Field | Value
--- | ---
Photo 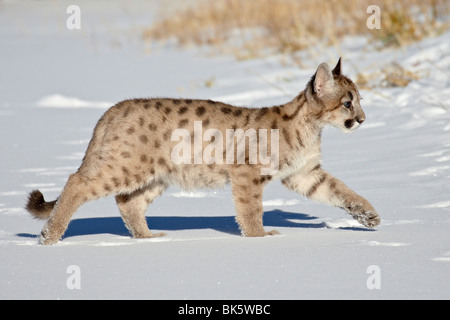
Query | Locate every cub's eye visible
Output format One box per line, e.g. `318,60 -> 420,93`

343,101 -> 352,108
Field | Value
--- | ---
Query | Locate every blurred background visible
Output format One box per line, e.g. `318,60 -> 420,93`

145,0 -> 449,57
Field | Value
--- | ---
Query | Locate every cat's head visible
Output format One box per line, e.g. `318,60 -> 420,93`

307,58 -> 365,132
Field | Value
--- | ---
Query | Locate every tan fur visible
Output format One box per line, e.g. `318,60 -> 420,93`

26,58 -> 380,245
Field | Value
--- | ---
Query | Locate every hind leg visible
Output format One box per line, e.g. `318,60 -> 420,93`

115,180 -> 168,239
40,172 -> 93,245
231,172 -> 279,237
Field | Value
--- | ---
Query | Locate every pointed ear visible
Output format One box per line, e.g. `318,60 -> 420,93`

314,63 -> 334,97
332,57 -> 342,76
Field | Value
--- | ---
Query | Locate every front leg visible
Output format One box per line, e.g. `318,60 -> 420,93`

282,166 -> 380,228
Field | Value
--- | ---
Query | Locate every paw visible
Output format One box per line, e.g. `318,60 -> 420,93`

134,231 -> 167,239
39,229 -> 60,245
353,210 -> 380,228
243,229 -> 280,237
265,230 -> 280,236
150,232 -> 167,238
345,202 -> 380,228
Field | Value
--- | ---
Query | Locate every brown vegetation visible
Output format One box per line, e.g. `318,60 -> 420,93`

143,0 -> 449,59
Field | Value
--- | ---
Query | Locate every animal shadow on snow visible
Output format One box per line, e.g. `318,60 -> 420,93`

18,209 -> 371,240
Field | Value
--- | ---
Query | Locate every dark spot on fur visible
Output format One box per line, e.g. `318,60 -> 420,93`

172,99 -> 181,105
196,106 -> 206,116
238,197 -> 250,204
163,129 -> 171,141
164,107 -> 172,115
271,120 -> 278,130
140,154 -> 148,163
154,140 -> 161,148
272,106 -> 281,114
155,101 -> 162,110
178,106 -> 188,114
112,177 -> 120,187
139,135 -> 149,144
185,99 -> 193,104
123,107 -> 131,118
178,119 -> 189,127
260,176 -> 272,184
221,106 -> 232,115
244,114 -> 251,127
122,166 -> 129,175
158,158 -> 166,166
139,117 -> 145,127
328,178 -> 337,191
255,107 -> 268,121
148,123 -> 157,131
104,184 -> 112,192
143,103 -> 150,109
233,109 -> 242,117
207,99 -> 216,104
126,127 -> 135,135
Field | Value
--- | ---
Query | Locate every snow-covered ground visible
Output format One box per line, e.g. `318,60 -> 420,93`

1,1 -> 449,299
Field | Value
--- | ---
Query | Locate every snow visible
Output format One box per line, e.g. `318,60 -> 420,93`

36,94 -> 113,109
1,1 -> 449,299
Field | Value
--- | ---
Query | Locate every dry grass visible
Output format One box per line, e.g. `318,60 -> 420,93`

143,0 -> 449,60
356,62 -> 422,89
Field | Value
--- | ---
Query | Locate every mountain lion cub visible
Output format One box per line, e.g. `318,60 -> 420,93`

26,58 -> 380,245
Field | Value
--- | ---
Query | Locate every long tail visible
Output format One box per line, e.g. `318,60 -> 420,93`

25,190 -> 57,220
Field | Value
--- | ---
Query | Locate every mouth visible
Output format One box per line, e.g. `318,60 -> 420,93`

343,119 -> 360,132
